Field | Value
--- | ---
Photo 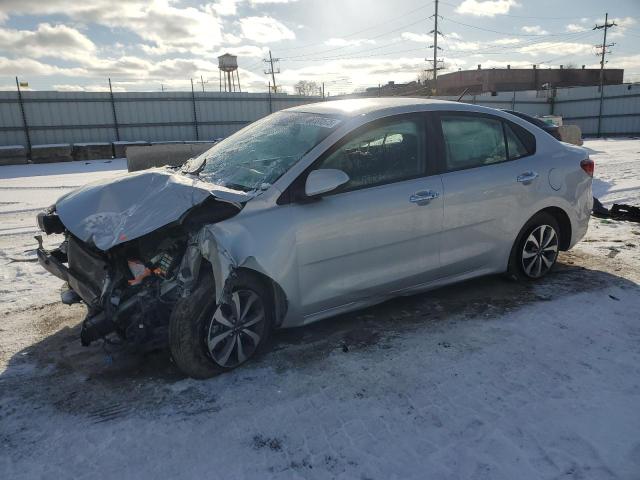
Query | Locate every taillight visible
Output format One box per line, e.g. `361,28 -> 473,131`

580,159 -> 594,177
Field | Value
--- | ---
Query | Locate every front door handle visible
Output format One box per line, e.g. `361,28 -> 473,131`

517,171 -> 539,184
410,190 -> 440,205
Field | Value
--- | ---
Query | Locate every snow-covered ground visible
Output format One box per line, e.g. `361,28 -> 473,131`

1,140 -> 639,479
0,159 -> 127,312
589,139 -> 640,207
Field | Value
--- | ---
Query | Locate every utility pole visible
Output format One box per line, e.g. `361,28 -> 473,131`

594,13 -> 616,92
190,78 -> 199,140
15,76 -> 31,159
593,13 -> 616,137
263,50 -> 280,93
427,0 -> 443,95
108,78 -> 120,141
199,75 -> 208,93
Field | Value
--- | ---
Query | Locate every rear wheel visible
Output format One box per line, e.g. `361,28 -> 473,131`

169,270 -> 273,379
508,212 -> 560,280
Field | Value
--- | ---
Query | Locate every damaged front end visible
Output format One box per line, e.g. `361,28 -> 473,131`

35,169 -> 247,350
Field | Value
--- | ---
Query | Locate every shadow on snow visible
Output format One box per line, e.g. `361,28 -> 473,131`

1,253 -> 637,420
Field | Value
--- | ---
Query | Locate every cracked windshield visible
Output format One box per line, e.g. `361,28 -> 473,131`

185,111 -> 342,192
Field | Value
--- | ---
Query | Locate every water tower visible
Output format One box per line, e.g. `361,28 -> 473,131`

218,53 -> 241,93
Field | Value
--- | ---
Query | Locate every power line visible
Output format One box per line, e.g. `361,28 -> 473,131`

440,16 -> 592,37
239,8 -> 605,93
437,0 -> 603,20
242,60 -> 268,73
437,29 -> 597,58
282,48 -> 428,63
240,4 -> 603,72
276,2 -> 434,53
280,14 -> 597,64
282,40 -> 415,62
280,29 -> 598,64
281,15 -> 433,61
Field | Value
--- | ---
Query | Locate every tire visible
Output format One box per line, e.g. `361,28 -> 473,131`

507,212 -> 561,281
169,270 -> 274,379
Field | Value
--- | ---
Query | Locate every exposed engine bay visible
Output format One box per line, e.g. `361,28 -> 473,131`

36,191 -> 242,350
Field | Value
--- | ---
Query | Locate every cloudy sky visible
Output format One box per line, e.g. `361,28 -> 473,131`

0,0 -> 638,94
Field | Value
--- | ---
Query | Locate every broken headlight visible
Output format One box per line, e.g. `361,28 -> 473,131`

36,210 -> 65,235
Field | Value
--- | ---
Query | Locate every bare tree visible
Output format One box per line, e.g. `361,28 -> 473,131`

294,80 -> 320,96
416,70 -> 430,84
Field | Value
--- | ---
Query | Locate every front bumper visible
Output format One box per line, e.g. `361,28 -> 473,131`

36,242 -> 101,305
36,244 -> 68,282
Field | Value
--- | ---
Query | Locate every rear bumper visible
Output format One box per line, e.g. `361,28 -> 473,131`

570,218 -> 590,249
568,190 -> 593,249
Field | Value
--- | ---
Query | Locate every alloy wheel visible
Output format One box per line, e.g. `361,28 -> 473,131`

521,224 -> 559,279
206,289 -> 266,368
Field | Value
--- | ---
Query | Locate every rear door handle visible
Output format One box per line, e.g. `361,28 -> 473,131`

517,171 -> 539,184
410,190 -> 440,205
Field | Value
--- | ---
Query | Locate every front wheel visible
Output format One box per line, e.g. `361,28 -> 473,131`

206,288 -> 269,369
169,270 -> 274,379
508,212 -> 561,280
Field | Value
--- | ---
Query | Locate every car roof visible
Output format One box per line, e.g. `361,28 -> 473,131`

286,97 -> 462,118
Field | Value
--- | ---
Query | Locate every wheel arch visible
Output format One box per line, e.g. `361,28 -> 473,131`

509,205 -> 572,264
506,208 -> 565,280
536,206 -> 572,251
232,266 -> 289,328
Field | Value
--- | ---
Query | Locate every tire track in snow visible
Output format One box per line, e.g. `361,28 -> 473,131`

0,207 -> 44,215
0,227 -> 40,237
0,186 -> 80,190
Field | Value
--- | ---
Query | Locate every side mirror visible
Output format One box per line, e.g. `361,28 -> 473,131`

305,169 -> 350,197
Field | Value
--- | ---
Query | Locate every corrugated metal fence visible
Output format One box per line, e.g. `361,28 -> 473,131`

437,83 -> 640,137
0,91 -> 315,148
1,83 -> 639,149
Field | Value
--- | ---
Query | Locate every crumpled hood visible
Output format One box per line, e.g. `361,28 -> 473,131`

55,168 -> 250,251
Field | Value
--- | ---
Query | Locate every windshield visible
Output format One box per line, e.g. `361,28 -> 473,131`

183,111 -> 342,191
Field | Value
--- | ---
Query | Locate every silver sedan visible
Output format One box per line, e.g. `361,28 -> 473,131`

36,98 -> 593,378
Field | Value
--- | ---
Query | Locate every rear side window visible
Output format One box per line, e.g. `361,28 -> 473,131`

507,121 -> 536,156
440,115 -> 506,170
505,123 -> 529,160
317,117 -> 426,192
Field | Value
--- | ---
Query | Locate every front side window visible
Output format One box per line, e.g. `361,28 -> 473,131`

182,111 -> 342,192
317,117 -> 426,192
440,115 -> 507,171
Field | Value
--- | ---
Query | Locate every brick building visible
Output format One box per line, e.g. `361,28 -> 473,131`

435,66 -> 624,95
